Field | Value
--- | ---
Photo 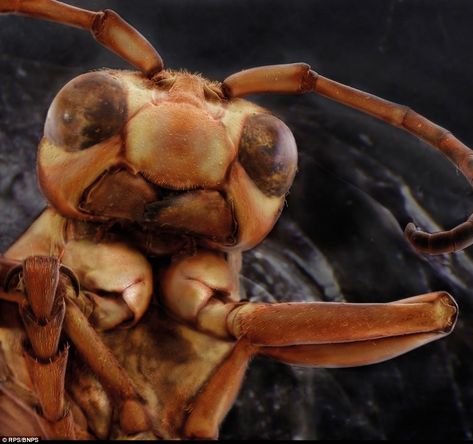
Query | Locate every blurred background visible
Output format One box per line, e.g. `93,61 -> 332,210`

0,0 -> 473,439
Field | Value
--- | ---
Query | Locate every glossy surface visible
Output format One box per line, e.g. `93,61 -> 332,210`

39,68 -> 290,250
0,0 -> 472,440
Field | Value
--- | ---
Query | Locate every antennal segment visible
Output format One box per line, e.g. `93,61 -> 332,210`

223,63 -> 473,255
0,0 -> 163,77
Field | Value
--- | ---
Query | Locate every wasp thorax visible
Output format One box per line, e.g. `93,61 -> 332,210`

44,72 -> 127,151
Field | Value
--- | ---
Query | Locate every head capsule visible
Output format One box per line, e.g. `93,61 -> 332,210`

38,69 -> 298,252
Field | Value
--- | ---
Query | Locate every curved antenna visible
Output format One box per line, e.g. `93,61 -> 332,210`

0,0 -> 163,77
223,63 -> 473,255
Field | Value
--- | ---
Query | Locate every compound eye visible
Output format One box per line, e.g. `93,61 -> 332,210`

44,72 -> 127,151
239,113 -> 298,197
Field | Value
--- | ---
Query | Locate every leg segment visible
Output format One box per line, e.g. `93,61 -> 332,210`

223,63 -> 473,254
161,251 -> 458,438
63,298 -> 153,436
160,249 -> 240,339
259,332 -> 448,368
2,255 -> 154,438
12,256 -> 75,439
0,0 -> 163,76
60,239 -> 154,330
184,340 -> 255,439
226,292 -> 457,346
160,251 -> 252,439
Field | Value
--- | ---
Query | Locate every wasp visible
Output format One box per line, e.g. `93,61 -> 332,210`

0,0 -> 465,440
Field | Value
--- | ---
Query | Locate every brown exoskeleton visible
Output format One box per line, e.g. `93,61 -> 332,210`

0,0 -> 464,440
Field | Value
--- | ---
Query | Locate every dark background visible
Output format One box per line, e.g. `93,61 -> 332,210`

1,0 -> 473,439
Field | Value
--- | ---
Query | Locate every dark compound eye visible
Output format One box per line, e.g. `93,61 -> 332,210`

44,72 -> 127,151
239,113 -> 298,197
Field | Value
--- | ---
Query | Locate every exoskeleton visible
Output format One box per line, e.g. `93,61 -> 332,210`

0,0 -> 466,440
